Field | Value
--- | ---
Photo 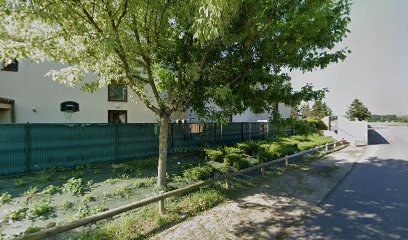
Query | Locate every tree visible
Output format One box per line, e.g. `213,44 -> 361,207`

346,99 -> 371,121
300,103 -> 312,119
311,100 -> 332,118
1,0 -> 351,188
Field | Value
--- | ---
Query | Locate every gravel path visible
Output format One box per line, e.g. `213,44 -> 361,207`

151,145 -> 366,240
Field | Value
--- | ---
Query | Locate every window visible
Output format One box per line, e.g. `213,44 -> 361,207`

108,110 -> 127,123
1,60 -> 18,72
108,84 -> 127,102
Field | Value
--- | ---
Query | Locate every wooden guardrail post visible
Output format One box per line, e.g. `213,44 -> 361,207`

158,191 -> 165,214
284,155 -> 288,167
225,178 -> 231,189
260,167 -> 265,175
325,143 -> 329,151
333,142 -> 337,148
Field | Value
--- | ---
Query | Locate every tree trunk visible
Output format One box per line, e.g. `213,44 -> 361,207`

157,114 -> 170,189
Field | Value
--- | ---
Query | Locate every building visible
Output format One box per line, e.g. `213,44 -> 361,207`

0,60 -> 291,123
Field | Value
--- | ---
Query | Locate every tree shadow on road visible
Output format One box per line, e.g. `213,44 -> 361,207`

283,157 -> 408,240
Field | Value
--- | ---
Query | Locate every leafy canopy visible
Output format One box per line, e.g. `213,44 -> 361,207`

346,98 -> 371,121
1,0 -> 351,119
311,100 -> 332,118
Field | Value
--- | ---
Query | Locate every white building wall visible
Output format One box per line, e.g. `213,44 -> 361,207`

0,60 -> 158,123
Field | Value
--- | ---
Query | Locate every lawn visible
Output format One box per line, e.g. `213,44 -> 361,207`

0,133 -> 334,239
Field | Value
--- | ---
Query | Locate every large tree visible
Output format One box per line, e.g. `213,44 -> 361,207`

311,100 -> 332,118
346,98 -> 371,121
1,0 -> 351,188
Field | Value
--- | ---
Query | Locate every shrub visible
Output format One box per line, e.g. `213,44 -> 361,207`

0,192 -> 12,205
183,165 -> 216,181
305,117 -> 328,130
23,186 -> 38,200
223,147 -> 244,155
27,202 -> 53,218
255,150 -> 276,163
63,177 -> 84,195
224,153 -> 243,167
204,149 -> 224,162
232,159 -> 250,170
24,226 -> 42,234
292,120 -> 317,137
237,141 -> 259,155
43,185 -> 61,195
8,208 -> 26,221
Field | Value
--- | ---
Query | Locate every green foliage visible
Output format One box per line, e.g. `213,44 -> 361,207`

223,147 -> 244,155
369,114 -> 398,122
23,186 -> 38,200
24,226 -> 42,234
0,192 -> 12,205
292,120 -> 317,137
346,99 -> 371,121
14,178 -> 27,187
27,202 -> 53,218
204,149 -> 224,162
224,154 -> 243,167
62,201 -> 74,210
43,185 -> 61,195
35,170 -> 53,183
255,150 -> 276,163
237,141 -> 259,155
8,208 -> 26,221
77,204 -> 108,219
182,165 -> 216,181
63,177 -> 84,195
305,117 -> 327,130
232,159 -> 250,170
119,158 -> 158,175
311,100 -> 332,118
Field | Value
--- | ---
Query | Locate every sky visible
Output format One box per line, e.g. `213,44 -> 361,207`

290,0 -> 408,116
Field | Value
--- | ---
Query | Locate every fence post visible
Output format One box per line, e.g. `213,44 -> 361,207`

260,167 -> 265,175
333,142 -> 337,148
325,143 -> 329,151
284,155 -> 288,167
158,191 -> 165,214
25,123 -> 32,173
115,124 -> 119,162
225,178 -> 231,189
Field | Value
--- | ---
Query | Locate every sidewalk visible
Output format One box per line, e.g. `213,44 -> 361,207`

151,146 -> 366,240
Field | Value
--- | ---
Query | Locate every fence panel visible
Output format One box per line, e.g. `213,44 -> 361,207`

118,123 -> 159,160
0,122 -> 284,176
0,124 -> 27,175
30,124 -> 116,170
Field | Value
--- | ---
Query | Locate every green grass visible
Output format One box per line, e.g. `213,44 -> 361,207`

0,192 -> 12,205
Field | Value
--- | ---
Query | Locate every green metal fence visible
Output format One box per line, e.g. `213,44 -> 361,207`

0,122 -> 291,176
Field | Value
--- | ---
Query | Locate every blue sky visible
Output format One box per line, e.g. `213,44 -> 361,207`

291,0 -> 408,116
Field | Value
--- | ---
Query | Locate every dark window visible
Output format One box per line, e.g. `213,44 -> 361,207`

1,60 -> 18,72
108,110 -> 127,123
108,84 -> 127,102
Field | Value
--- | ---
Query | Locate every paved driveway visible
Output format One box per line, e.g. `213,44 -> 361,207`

290,125 -> 408,239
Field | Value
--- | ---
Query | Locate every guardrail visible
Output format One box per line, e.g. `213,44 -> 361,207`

20,140 -> 347,240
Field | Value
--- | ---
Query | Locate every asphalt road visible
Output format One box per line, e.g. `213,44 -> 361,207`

292,125 -> 408,240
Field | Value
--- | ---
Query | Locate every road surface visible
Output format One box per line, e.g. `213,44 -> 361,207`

290,125 -> 408,239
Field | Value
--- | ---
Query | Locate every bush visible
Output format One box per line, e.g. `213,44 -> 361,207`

224,153 -> 243,167
305,117 -> 327,130
0,192 -> 12,205
292,120 -> 316,137
183,165 -> 216,181
237,141 -> 259,155
204,149 -> 224,162
63,177 -> 84,195
223,147 -> 244,155
232,159 -> 250,170
255,150 -> 276,163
